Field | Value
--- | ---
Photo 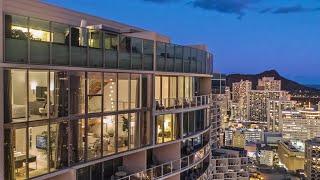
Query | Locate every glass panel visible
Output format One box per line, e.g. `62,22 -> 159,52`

103,115 -> 116,156
140,111 -> 151,146
91,163 -> 102,180
70,71 -> 85,115
50,121 -> 69,170
105,33 -> 118,69
169,77 -> 177,105
118,74 -> 129,111
29,70 -> 49,121
5,15 -> 28,63
130,74 -> 140,109
87,117 -> 102,160
156,115 -> 164,144
29,18 -> 50,42
119,36 -> 131,69
183,112 -> 188,137
89,29 -> 103,67
104,73 -> 117,112
142,74 -> 152,108
183,47 -> 191,73
28,125 -> 49,178
105,33 -> 118,50
118,114 -> 129,152
155,76 -> 161,100
178,76 -> 184,99
143,40 -> 153,70
166,44 -> 174,72
29,18 -> 50,64
87,72 -> 102,113
129,113 -> 139,149
131,38 -> 142,69
189,111 -> 195,134
70,119 -> 85,164
11,128 -> 27,180
156,42 -> 166,71
175,45 -> 183,72
184,77 -> 190,99
50,71 -> 68,118
71,27 -> 87,66
9,69 -> 27,123
51,22 -> 69,66
77,167 -> 90,180
162,76 -> 169,101
163,114 -> 173,142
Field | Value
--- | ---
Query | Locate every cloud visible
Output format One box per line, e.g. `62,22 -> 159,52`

191,0 -> 261,18
141,0 -> 320,18
262,5 -> 320,14
143,0 -> 179,3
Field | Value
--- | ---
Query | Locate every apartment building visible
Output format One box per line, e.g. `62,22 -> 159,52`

305,137 -> 320,180
277,141 -> 304,171
257,77 -> 281,91
211,147 -> 249,180
0,1 -> 214,180
232,80 -> 252,121
280,109 -> 320,141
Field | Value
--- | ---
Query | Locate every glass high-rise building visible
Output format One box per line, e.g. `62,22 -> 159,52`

0,0 -> 214,180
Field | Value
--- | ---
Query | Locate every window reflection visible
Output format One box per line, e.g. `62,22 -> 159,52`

87,72 -> 102,113
118,74 -> 129,111
28,125 -> 49,178
70,119 -> 85,164
70,71 -> 85,115
87,117 -> 102,160
50,71 -> 69,118
118,114 -> 129,152
29,70 -> 49,121
103,115 -> 116,156
104,73 -> 117,112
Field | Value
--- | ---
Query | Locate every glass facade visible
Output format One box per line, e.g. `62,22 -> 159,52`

4,14 -> 213,74
2,12 -> 213,180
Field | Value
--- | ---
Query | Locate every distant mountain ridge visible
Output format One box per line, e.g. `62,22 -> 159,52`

226,70 -> 320,95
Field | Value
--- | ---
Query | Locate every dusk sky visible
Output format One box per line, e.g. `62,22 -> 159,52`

44,0 -> 320,84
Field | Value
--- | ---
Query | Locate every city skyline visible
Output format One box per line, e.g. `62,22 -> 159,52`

44,0 -> 320,84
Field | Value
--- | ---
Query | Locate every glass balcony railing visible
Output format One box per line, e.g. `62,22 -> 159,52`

4,14 -> 213,75
155,95 -> 211,111
118,144 -> 210,180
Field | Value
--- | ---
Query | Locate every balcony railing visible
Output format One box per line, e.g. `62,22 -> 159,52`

155,95 -> 211,111
118,143 -> 211,180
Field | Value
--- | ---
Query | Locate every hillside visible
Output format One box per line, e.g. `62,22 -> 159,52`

226,70 -> 320,95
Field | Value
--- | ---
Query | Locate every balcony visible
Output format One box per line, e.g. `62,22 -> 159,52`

155,95 -> 211,113
118,144 -> 210,180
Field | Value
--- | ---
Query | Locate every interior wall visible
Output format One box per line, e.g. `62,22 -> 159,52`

12,70 -> 26,105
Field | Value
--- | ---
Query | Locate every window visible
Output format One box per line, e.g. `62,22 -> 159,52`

156,114 -> 178,144
130,113 -> 140,149
87,72 -> 103,113
118,74 -> 129,110
88,30 -> 103,67
87,117 -> 102,160
69,72 -> 85,115
119,36 -> 131,69
28,70 -> 49,121
131,38 -> 142,69
140,111 -> 151,146
50,71 -> 68,118
118,114 -> 129,152
130,74 -> 140,109
50,120 -> 69,169
29,18 -> 50,42
143,40 -> 154,70
105,33 -> 118,50
71,27 -> 87,66
169,76 -> 177,106
51,22 -> 69,65
103,115 -> 116,156
5,14 -> 28,63
70,119 -> 85,164
156,42 -> 166,71
104,73 -> 117,112
7,69 -> 27,123
28,125 -> 49,178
